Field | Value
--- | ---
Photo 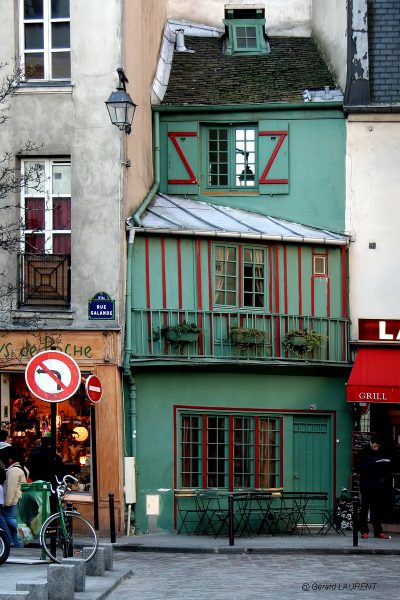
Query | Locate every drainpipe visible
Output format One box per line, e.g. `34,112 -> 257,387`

123,224 -> 137,456
133,111 -> 160,226
123,110 -> 161,455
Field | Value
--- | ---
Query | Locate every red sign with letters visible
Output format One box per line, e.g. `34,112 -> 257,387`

359,319 -> 400,342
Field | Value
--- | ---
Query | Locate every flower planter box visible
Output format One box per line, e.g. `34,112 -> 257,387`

230,332 -> 265,346
165,331 -> 200,344
286,335 -> 307,348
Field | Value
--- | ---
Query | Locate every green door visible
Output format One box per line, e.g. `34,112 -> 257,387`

292,416 -> 332,509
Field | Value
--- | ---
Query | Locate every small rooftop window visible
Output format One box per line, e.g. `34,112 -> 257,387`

224,7 -> 269,56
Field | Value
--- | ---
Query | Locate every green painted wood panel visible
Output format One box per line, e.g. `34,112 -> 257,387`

258,120 -> 289,194
285,245 -> 300,315
131,237 -> 345,321
293,416 -> 332,497
327,247 -> 344,317
180,238 -> 196,309
159,111 -> 346,232
167,122 -> 199,195
130,371 -> 352,532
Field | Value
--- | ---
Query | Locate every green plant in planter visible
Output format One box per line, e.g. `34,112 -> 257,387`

230,326 -> 268,351
283,329 -> 325,356
162,321 -> 201,345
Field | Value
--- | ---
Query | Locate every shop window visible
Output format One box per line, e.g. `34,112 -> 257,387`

7,373 -> 92,494
179,412 -> 280,489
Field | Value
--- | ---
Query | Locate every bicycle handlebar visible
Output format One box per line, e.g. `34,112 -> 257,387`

51,474 -> 79,496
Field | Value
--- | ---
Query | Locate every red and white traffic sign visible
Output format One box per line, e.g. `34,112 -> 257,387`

25,350 -> 81,403
85,374 -> 103,404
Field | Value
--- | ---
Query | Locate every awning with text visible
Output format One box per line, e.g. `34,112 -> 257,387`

346,347 -> 400,403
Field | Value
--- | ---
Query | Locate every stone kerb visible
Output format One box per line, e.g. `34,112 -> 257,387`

47,564 -> 75,600
0,592 -> 32,600
16,582 -> 48,600
61,558 -> 86,592
82,546 -> 105,577
98,543 -> 113,571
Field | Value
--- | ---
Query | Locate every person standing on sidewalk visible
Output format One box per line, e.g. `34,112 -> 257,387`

358,436 -> 391,539
0,440 -> 13,546
3,446 -> 28,547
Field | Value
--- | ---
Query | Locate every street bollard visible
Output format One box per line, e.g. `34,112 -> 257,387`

108,492 -> 116,543
352,494 -> 360,547
228,494 -> 234,546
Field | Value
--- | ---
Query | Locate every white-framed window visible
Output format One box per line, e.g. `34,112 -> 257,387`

206,125 -> 257,189
20,0 -> 71,81
21,158 -> 71,254
313,254 -> 327,277
214,244 -> 266,308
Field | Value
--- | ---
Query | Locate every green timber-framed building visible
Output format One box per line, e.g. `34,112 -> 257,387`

123,9 -> 353,533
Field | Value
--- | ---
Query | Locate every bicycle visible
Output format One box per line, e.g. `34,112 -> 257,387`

39,474 -> 98,563
0,527 -> 10,565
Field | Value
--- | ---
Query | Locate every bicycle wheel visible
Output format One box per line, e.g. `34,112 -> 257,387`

0,529 -> 10,565
40,512 -> 98,564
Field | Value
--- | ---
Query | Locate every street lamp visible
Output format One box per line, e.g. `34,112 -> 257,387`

105,68 -> 137,134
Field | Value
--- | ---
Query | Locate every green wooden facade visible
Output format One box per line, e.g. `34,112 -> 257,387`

158,108 -> 345,231
125,103 -> 352,533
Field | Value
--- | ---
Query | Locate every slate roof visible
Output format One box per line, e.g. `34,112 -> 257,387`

137,194 -> 348,246
162,36 -> 336,106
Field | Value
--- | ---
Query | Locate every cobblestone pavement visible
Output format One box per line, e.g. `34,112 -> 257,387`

111,551 -> 400,600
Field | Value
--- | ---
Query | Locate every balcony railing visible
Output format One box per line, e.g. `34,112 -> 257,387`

18,253 -> 71,308
130,309 -> 350,363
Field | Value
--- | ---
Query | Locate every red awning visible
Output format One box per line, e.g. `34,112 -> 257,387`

346,348 -> 400,403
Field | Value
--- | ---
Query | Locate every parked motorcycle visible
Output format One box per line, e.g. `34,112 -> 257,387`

0,527 -> 10,565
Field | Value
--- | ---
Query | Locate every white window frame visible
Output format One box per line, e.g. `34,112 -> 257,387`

21,158 -> 71,254
19,0 -> 71,82
313,254 -> 327,277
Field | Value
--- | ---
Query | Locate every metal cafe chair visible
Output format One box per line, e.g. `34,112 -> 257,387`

175,489 -> 207,535
294,492 -> 329,535
255,488 -> 284,535
265,491 -> 308,535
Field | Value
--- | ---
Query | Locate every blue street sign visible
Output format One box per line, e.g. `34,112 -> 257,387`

88,292 -> 115,320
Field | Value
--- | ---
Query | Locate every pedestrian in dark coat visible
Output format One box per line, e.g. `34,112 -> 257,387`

26,437 -> 65,489
358,436 -> 391,539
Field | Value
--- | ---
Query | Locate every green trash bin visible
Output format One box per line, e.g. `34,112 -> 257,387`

17,481 -> 51,546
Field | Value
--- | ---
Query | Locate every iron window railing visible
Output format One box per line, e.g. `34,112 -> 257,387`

130,308 -> 350,363
18,253 -> 71,308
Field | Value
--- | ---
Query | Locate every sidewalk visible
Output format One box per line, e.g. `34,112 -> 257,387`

2,543 -> 133,600
111,529 -> 400,555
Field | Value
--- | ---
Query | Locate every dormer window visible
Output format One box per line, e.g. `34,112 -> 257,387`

224,7 -> 269,56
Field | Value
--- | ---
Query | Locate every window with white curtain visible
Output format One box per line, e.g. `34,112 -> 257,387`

214,244 -> 265,308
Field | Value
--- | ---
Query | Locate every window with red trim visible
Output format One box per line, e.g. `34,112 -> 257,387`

214,244 -> 266,308
179,412 -> 280,490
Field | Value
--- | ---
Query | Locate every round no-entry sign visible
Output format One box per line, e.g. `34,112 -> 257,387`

85,374 -> 103,404
25,350 -> 81,403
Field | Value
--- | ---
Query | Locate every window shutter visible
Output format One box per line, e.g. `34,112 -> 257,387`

167,123 -> 199,195
258,121 -> 289,195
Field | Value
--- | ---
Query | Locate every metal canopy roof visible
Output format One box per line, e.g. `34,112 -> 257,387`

136,194 -> 349,246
